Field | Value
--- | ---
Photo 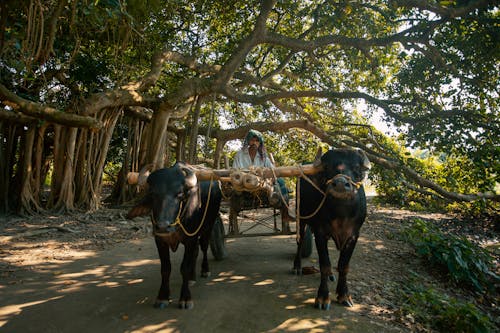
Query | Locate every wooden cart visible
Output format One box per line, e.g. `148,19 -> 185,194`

128,164 -> 318,260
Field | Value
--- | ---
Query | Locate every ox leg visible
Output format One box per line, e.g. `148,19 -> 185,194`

336,235 -> 358,307
154,237 -> 171,309
314,234 -> 332,310
292,221 -> 306,275
199,231 -> 211,278
179,239 -> 198,309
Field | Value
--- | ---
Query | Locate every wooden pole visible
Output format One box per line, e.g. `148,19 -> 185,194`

126,164 -> 320,184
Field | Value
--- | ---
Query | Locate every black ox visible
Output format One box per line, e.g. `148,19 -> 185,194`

294,148 -> 371,310
127,162 -> 222,309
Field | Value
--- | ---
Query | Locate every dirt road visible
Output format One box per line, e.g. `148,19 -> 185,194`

0,204 -> 466,332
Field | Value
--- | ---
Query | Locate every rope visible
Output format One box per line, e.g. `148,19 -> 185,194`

298,165 -> 325,195
171,178 -> 214,237
326,174 -> 363,189
270,166 -> 290,210
218,180 -> 232,201
294,165 -> 328,219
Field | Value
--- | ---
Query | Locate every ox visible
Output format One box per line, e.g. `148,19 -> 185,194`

127,162 -> 222,309
294,148 -> 370,310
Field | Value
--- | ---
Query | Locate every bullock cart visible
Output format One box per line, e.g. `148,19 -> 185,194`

127,164 -> 317,260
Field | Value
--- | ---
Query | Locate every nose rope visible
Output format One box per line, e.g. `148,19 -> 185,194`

296,172 -> 362,223
325,174 -> 363,189
151,200 -> 185,237
170,201 -> 185,227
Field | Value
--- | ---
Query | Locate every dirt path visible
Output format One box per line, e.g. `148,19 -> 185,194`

0,202 -> 496,332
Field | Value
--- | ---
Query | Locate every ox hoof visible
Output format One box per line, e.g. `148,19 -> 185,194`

291,267 -> 302,275
154,299 -> 170,309
179,300 -> 194,309
201,271 -> 211,278
314,299 -> 331,310
338,295 -> 354,307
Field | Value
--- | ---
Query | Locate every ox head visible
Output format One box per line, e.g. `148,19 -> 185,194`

127,162 -> 198,239
314,148 -> 371,200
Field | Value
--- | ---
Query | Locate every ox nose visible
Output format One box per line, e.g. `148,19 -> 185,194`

155,223 -> 177,233
152,215 -> 178,233
332,177 -> 352,192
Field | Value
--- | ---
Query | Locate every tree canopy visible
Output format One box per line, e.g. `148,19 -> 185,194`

0,0 -> 498,214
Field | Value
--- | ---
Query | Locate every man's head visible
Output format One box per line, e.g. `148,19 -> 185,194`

244,129 -> 264,149
243,129 -> 266,159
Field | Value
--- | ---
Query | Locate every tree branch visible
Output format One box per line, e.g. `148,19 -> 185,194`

0,83 -> 102,129
396,0 -> 493,18
190,120 -> 500,203
213,0 -> 276,86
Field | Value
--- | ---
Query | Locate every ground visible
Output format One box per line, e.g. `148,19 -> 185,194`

0,199 -> 498,332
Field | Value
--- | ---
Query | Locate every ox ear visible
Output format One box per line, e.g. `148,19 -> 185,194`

312,146 -> 323,168
126,196 -> 152,219
180,165 -> 198,188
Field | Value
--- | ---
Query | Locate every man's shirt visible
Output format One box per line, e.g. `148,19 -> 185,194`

233,148 -> 274,168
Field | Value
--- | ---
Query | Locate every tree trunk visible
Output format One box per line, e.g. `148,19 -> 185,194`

214,139 -> 227,169
19,125 -> 43,214
188,96 -> 201,163
32,123 -> 48,204
0,122 -> 7,213
72,109 -> 121,210
147,109 -> 171,169
107,117 -> 147,204
176,131 -> 185,162
51,127 -> 78,212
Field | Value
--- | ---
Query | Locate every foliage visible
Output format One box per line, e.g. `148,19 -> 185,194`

372,132 -> 499,217
0,0 -> 498,212
400,282 -> 495,333
402,219 -> 499,294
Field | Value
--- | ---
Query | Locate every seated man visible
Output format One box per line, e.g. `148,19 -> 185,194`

233,129 -> 273,169
231,129 -> 293,233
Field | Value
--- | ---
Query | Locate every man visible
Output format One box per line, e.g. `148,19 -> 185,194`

233,129 -> 273,168
232,129 -> 294,231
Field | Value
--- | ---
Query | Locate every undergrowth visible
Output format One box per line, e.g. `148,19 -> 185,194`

399,218 -> 498,332
401,218 -> 499,293
400,283 -> 495,333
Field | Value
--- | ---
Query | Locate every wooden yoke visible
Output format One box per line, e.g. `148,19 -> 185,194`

126,164 -> 321,185
193,164 -> 321,181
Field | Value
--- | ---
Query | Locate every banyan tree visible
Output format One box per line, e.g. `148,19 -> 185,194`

0,0 -> 498,215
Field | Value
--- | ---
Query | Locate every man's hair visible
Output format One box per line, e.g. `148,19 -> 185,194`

243,129 -> 266,161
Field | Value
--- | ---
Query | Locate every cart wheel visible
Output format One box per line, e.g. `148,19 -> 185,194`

210,214 -> 227,260
300,225 -> 313,258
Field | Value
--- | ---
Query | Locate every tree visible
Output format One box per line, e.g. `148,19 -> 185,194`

0,0 -> 498,214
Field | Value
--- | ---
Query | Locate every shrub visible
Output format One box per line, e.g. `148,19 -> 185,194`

402,219 -> 499,293
401,284 -> 495,333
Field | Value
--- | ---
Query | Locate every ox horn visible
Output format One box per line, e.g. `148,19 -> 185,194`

356,149 -> 371,171
312,146 -> 323,168
179,164 -> 198,188
356,149 -> 371,181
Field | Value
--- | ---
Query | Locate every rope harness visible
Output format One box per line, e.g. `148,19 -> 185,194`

152,177 -> 215,237
325,174 -> 364,189
294,168 -> 362,242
